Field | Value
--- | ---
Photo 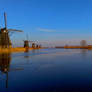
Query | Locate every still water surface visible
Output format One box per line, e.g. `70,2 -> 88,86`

0,49 -> 92,92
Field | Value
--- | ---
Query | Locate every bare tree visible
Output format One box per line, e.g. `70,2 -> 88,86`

80,40 -> 87,47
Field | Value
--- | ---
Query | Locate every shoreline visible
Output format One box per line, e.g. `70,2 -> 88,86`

0,46 -> 92,53
0,47 -> 41,53
55,46 -> 92,49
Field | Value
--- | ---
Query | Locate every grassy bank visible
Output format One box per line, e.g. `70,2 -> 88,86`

55,46 -> 92,49
0,47 -> 34,53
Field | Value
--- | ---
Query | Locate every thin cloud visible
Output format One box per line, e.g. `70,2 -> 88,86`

37,28 -> 56,32
37,28 -> 79,33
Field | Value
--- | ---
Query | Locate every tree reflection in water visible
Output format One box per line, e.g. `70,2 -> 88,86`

80,49 -> 88,60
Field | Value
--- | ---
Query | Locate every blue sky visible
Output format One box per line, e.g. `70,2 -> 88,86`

0,0 -> 92,46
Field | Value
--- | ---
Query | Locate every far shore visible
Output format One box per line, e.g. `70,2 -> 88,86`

55,45 -> 92,49
1,46 -> 92,53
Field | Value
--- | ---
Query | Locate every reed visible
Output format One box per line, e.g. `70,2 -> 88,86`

0,47 -> 33,53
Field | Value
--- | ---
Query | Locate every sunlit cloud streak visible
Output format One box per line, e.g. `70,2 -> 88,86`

37,28 -> 91,33
37,28 -> 56,32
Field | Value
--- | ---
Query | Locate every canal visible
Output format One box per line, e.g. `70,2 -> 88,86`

0,49 -> 92,92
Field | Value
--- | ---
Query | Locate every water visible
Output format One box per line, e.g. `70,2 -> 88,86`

0,49 -> 92,92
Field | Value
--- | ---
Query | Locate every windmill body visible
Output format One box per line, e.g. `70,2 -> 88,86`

24,40 -> 29,48
0,28 -> 12,48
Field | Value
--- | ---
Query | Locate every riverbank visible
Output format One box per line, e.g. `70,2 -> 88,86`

0,47 -> 41,53
55,45 -> 92,49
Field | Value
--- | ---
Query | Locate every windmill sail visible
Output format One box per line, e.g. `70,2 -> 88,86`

7,29 -> 23,32
4,12 -> 7,29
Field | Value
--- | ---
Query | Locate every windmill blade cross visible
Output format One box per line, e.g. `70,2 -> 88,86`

7,29 -> 23,32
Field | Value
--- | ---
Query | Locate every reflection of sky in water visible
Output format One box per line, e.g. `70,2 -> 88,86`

0,49 -> 92,92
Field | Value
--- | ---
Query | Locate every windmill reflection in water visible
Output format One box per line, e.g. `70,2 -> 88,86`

0,53 -> 24,88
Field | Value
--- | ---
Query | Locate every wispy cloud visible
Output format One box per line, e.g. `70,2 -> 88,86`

37,28 -> 92,34
37,27 -> 78,33
37,28 -> 56,32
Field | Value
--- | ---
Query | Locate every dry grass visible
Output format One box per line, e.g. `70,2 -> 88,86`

56,46 -> 92,49
64,46 -> 92,49
0,47 -> 33,53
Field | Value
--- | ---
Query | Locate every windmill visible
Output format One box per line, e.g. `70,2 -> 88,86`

23,34 -> 42,49
0,12 -> 23,48
23,34 -> 35,48
23,40 -> 40,49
